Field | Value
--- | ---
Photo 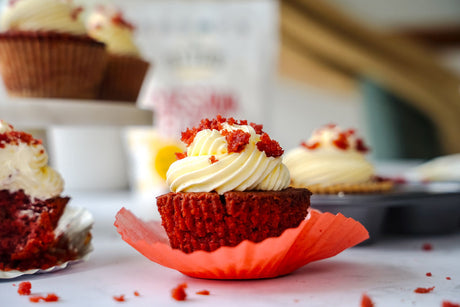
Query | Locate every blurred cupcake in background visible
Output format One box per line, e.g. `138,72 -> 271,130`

284,124 -> 393,194
0,0 -> 108,99
86,5 -> 150,103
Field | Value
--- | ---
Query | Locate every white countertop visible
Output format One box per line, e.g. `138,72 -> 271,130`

1,191 -> 459,306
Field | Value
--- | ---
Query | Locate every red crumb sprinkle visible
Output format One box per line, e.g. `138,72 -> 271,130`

180,115 -> 226,146
43,294 -> 59,302
443,301 -> 460,307
133,291 -> 140,297
222,129 -> 250,153
426,272 -> 432,277
175,152 -> 187,160
70,6 -> 83,20
111,12 -> 135,30
0,130 -> 42,148
29,294 -> 59,303
179,115 -> 283,156
356,138 -> 369,153
113,295 -> 125,302
17,281 -> 31,296
332,132 -> 349,150
196,290 -> 210,295
171,283 -> 187,301
301,141 -> 320,150
414,286 -> 435,294
256,133 -> 284,158
360,293 -> 374,307
446,277 -> 451,280
209,155 -> 218,164
250,123 -> 264,135
422,243 -> 433,251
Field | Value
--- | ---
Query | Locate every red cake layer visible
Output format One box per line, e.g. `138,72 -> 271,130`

157,188 -> 311,253
0,189 -> 72,271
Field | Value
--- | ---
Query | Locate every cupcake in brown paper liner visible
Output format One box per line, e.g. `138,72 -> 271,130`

0,120 -> 93,276
284,124 -> 393,194
156,115 -> 311,253
0,0 -> 107,99
86,6 -> 150,103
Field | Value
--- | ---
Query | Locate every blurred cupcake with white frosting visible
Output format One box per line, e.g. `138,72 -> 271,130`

0,0 -> 108,99
86,5 -> 150,103
284,124 -> 393,194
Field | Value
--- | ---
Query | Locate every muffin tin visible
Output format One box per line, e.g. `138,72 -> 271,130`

310,182 -> 460,243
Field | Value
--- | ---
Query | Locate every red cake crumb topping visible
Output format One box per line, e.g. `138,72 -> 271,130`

256,133 -> 284,157
17,281 -> 31,295
111,12 -> 135,31
302,124 -> 369,153
333,132 -> 349,150
113,295 -> 125,302
171,283 -> 187,301
178,115 -> 283,158
222,129 -> 250,153
209,156 -> 218,164
360,294 -> 374,307
301,141 -> 320,150
422,243 -> 433,251
414,286 -> 435,294
426,272 -> 432,277
70,6 -> 83,20
0,130 -> 41,148
175,152 -> 187,160
443,301 -> 460,307
446,277 -> 451,280
29,294 -> 59,303
134,291 -> 140,297
250,123 -> 263,134
196,290 -> 210,295
356,138 -> 369,153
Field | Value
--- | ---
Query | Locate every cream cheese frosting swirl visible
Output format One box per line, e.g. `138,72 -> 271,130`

0,120 -> 64,200
86,6 -> 140,56
0,0 -> 87,35
167,117 -> 290,194
284,124 -> 374,186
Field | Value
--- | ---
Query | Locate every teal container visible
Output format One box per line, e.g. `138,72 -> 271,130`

361,79 -> 443,160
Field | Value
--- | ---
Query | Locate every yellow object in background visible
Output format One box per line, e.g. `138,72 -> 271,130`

153,144 -> 183,181
125,127 -> 184,194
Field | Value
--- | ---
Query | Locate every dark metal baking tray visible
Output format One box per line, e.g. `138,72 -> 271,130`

310,182 -> 460,243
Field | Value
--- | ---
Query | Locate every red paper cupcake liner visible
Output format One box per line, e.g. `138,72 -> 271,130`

114,208 -> 369,279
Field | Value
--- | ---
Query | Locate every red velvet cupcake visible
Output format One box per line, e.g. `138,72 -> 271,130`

156,116 -> 312,253
0,120 -> 80,271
